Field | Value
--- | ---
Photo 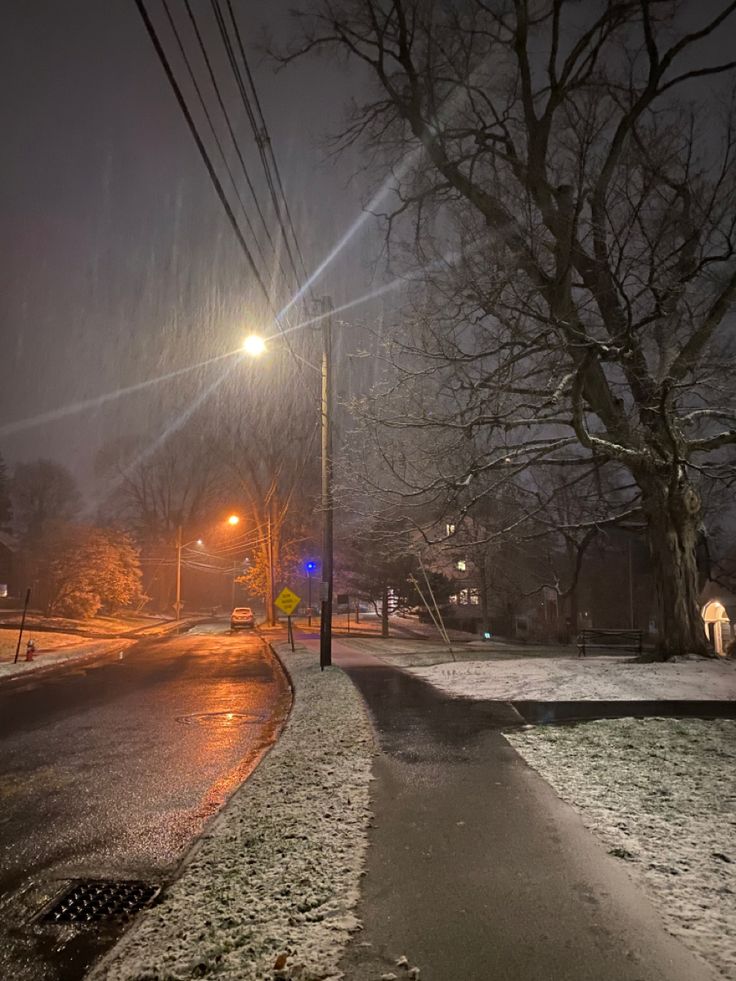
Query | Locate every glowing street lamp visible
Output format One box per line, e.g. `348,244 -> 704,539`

242,335 -> 267,357
241,301 -> 335,668
175,528 -> 204,621
227,514 -> 240,526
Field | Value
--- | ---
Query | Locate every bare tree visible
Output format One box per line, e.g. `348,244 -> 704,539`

11,459 -> 81,540
285,0 -> 736,657
215,355 -> 320,624
96,430 -> 222,544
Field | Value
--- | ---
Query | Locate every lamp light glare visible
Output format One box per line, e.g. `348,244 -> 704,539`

242,335 -> 266,357
228,515 -> 240,526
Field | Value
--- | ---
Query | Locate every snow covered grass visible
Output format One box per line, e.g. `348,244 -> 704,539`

0,612 -> 161,637
506,718 -> 736,980
0,629 -> 85,662
0,638 -> 131,678
93,643 -> 375,981
410,654 -> 736,700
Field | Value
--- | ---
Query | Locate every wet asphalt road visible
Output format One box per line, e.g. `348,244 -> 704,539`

0,620 -> 291,981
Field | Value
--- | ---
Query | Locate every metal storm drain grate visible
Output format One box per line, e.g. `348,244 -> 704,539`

42,880 -> 160,924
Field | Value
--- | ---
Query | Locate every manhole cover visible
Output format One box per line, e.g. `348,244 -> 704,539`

176,711 -> 262,727
42,880 -> 160,924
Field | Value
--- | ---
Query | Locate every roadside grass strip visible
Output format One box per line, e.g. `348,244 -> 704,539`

94,644 -> 375,981
506,718 -> 736,981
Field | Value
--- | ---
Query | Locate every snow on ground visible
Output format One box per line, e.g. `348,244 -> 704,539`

93,643 -> 375,981
506,718 -> 736,980
410,654 -> 736,700
0,630 -> 85,662
0,638 -> 133,679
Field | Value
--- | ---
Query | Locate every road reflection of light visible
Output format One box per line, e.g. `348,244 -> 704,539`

180,640 -> 293,824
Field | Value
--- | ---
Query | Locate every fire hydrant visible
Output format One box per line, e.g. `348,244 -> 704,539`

25,639 -> 36,661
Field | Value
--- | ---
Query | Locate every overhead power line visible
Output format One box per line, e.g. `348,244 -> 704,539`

180,0 -> 290,276
210,0 -> 306,297
224,0 -> 312,291
133,0 -> 273,307
158,0 -> 272,271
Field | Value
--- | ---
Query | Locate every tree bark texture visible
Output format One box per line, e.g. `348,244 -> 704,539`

637,472 -> 709,658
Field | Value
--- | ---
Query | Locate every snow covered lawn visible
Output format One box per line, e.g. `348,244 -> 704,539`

507,718 -> 736,980
0,638 -> 133,679
93,644 -> 375,981
410,654 -> 736,701
0,630 -> 86,662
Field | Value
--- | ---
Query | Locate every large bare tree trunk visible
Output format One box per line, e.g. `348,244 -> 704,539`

381,582 -> 389,638
637,473 -> 709,658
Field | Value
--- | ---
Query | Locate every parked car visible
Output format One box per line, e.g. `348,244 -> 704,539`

230,606 -> 255,630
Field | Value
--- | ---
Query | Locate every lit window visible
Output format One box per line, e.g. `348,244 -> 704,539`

446,523 -> 456,536
449,594 -> 458,605
459,589 -> 469,605
456,559 -> 466,571
469,589 -> 480,606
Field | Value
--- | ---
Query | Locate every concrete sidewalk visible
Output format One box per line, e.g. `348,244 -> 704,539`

306,636 -> 718,981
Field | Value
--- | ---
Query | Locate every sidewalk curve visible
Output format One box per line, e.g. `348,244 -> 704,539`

313,636 -> 719,981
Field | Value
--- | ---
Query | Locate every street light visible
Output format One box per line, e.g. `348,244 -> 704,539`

242,335 -> 266,357
227,514 -> 240,526
241,298 -> 334,667
175,527 -> 204,621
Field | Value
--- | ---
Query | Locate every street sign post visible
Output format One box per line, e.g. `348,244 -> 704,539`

275,587 -> 301,652
274,587 -> 300,616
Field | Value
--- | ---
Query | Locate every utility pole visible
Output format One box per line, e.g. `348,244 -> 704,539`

267,508 -> 276,626
319,296 -> 334,669
175,525 -> 182,621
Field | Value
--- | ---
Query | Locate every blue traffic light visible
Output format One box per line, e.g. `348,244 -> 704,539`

305,561 -> 317,572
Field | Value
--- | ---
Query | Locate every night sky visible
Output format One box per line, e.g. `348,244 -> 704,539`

0,0 -> 379,489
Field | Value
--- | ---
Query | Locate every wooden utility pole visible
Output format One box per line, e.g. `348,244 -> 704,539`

319,297 -> 334,669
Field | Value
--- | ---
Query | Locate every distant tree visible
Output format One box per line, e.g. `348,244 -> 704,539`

95,430 -> 223,543
341,518 -> 454,636
0,452 -> 11,532
11,459 -> 81,540
286,1 -> 736,658
32,524 -> 145,618
215,354 -> 320,626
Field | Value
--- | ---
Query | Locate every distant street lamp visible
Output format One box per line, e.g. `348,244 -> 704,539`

175,527 -> 203,621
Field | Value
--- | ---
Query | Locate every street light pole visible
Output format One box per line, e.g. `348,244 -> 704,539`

319,297 -> 334,669
175,524 -> 182,621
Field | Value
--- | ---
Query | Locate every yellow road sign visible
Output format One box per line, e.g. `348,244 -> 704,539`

274,586 -> 301,616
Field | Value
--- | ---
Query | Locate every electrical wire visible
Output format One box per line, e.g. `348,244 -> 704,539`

158,0 -> 274,271
181,0 -> 290,277
209,0 -> 304,296
224,0 -> 312,292
135,0 -> 317,396
133,0 -> 272,306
